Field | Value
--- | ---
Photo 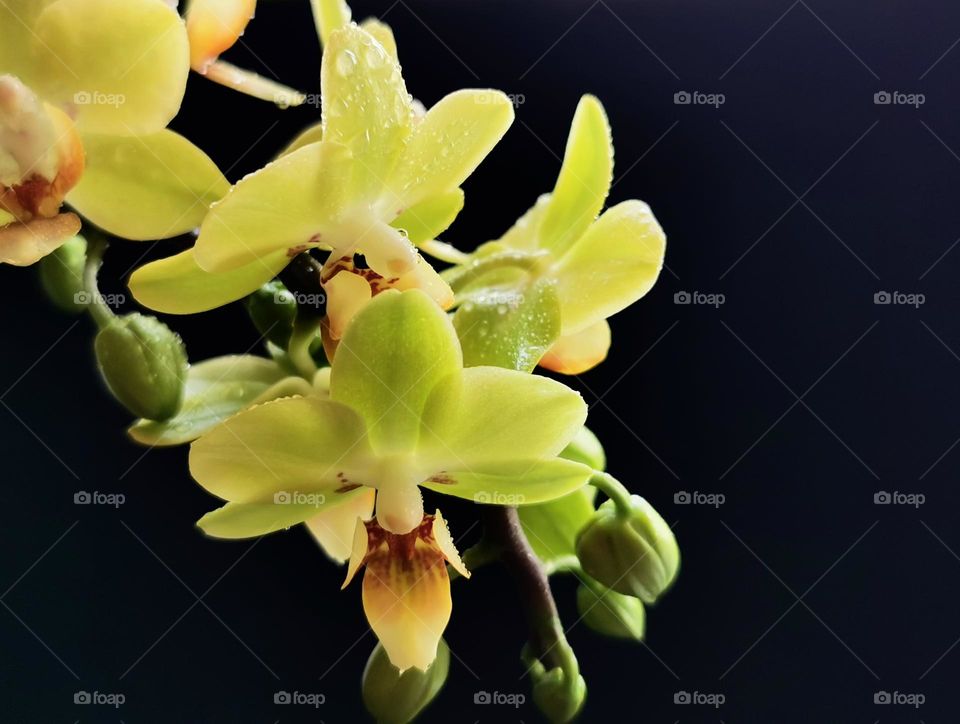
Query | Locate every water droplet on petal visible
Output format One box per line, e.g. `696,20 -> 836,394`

336,49 -> 358,76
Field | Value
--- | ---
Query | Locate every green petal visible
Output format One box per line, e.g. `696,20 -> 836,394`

553,200 -> 666,334
418,366 -> 586,469
67,131 -> 229,240
310,0 -> 352,46
519,488 -> 596,565
421,459 -> 593,506
331,290 -> 461,454
391,189 -> 464,244
386,89 -> 514,210
453,277 -> 560,371
538,95 -> 612,255
193,141 -> 350,272
128,355 -> 300,447
321,24 -> 412,202
199,488 -> 367,539
32,0 -> 189,135
189,397 -> 372,503
129,248 -> 289,315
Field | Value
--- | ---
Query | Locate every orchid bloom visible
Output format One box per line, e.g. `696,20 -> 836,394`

447,95 -> 666,374
188,290 -> 593,667
0,0 -> 226,261
130,23 -> 514,341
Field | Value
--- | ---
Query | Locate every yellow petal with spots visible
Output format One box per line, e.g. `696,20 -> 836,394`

362,531 -> 452,672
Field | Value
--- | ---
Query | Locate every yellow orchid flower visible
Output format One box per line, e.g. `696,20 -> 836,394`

188,290 -> 593,667
0,0 -> 229,261
130,22 -> 513,347
447,95 -> 666,375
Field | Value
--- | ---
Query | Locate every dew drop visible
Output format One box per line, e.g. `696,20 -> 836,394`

336,49 -> 358,76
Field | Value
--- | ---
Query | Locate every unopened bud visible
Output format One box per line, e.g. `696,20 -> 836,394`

575,495 -> 679,603
523,649 -> 586,724
38,235 -> 86,313
245,280 -> 296,348
95,313 -> 187,420
362,639 -> 449,724
576,576 -> 645,640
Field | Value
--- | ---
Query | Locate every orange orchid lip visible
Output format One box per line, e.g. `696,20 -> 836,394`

343,511 -> 469,672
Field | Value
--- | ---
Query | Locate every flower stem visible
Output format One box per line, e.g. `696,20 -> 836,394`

82,235 -> 115,329
589,471 -> 633,515
480,505 -> 579,677
277,253 -> 325,378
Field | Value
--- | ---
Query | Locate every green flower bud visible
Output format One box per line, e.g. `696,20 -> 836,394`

362,639 -> 449,724
95,313 -> 188,421
38,235 -> 87,314
575,495 -> 679,603
523,649 -> 586,724
245,281 -> 297,348
576,576 -> 645,640
559,425 -> 606,470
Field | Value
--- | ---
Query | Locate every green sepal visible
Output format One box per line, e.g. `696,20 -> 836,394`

576,576 -> 645,640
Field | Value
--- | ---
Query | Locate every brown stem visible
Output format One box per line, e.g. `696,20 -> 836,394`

481,505 -> 571,671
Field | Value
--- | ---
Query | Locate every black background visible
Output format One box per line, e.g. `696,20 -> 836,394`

2,0 -> 960,721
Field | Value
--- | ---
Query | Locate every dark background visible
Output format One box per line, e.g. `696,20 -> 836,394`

2,0 -> 959,721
